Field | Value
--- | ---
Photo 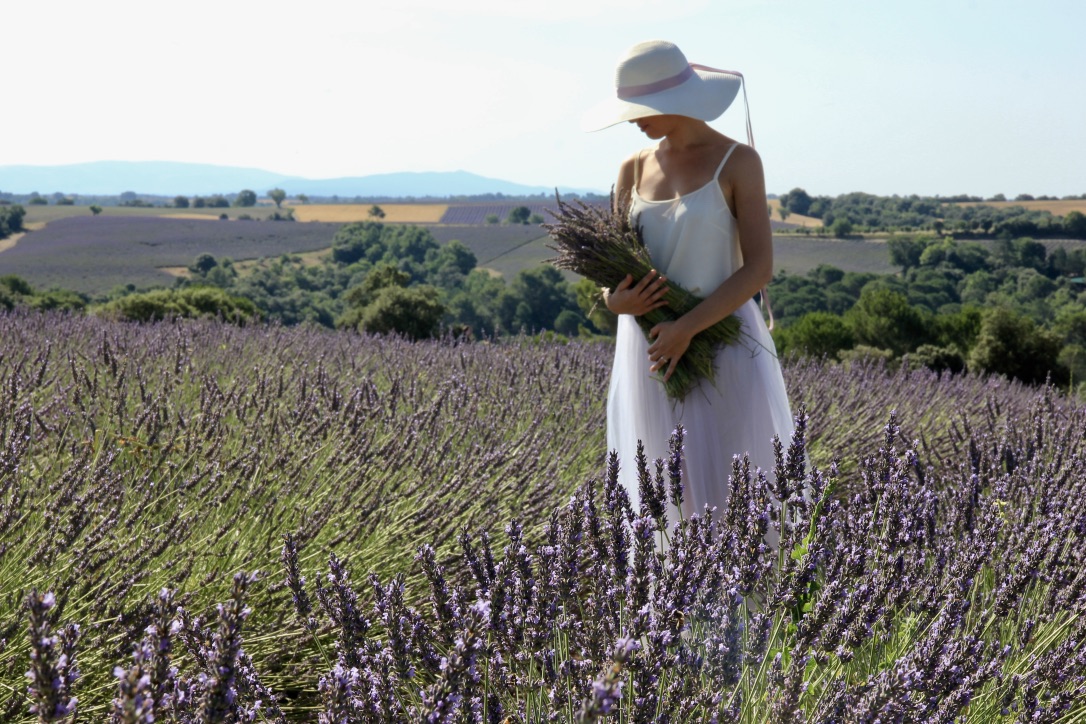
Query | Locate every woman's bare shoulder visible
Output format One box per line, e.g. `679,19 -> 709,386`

719,142 -> 765,190
615,150 -> 644,204
726,142 -> 763,169
617,150 -> 643,178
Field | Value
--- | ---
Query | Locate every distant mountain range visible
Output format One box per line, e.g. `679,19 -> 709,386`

0,161 -> 601,198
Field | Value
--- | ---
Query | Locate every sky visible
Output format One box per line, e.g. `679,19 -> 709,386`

3,0 -> 1084,198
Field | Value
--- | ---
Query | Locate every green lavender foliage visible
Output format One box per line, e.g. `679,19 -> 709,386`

2,310 -> 1085,721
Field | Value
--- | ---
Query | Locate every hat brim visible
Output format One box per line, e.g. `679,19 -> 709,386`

581,66 -> 742,132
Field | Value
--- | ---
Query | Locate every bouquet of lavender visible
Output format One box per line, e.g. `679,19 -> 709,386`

545,193 -> 743,401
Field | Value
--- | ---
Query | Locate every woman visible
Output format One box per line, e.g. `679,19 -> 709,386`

583,40 -> 794,523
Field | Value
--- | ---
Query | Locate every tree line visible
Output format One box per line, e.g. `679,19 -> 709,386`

0,221 -> 600,342
769,234 -> 1086,392
778,188 -> 1086,239
3,216 -> 1084,393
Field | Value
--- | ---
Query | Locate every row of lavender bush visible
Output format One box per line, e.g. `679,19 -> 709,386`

2,310 -> 1084,721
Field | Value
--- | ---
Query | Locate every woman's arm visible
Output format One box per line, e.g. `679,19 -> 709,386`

604,153 -> 670,317
647,145 -> 773,378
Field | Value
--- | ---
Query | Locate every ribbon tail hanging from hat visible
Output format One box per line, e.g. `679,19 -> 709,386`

690,65 -> 754,148
693,65 -> 771,326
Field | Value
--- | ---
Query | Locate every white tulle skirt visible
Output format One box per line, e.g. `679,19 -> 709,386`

605,298 -> 794,524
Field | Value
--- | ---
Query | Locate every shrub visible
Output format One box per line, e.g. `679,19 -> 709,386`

353,285 -> 445,340
774,311 -> 854,360
553,308 -> 586,336
968,306 -> 1066,385
97,287 -> 258,324
907,343 -> 966,374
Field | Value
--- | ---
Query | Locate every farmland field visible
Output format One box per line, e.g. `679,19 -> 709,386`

21,204 -> 304,224
767,198 -> 822,227
2,310 -> 1085,720
953,198 -> 1086,216
291,203 -> 448,223
439,202 -> 557,224
773,235 -> 895,275
0,211 -> 892,293
0,216 -> 343,294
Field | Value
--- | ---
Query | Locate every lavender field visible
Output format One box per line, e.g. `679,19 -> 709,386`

2,310 -> 1086,721
0,216 -> 344,294
439,204 -> 558,225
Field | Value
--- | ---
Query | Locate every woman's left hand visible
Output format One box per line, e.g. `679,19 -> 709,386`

647,319 -> 694,381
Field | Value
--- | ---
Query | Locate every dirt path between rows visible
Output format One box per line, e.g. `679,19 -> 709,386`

0,231 -> 26,254
0,222 -> 45,254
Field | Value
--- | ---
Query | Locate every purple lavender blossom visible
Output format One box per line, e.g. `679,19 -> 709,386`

25,591 -> 79,723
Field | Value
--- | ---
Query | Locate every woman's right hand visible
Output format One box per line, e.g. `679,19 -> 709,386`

605,270 -> 669,316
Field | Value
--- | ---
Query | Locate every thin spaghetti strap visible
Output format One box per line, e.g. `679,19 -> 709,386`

714,143 -> 741,179
633,150 -> 643,191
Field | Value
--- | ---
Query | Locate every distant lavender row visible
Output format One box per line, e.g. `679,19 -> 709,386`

439,203 -> 559,224
0,216 -> 343,294
428,223 -> 552,267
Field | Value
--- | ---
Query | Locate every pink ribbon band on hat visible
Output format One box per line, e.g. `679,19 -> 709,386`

616,65 -> 695,99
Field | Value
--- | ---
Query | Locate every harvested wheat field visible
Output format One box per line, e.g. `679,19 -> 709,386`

291,203 -> 448,223
768,198 -> 822,227
954,198 -> 1086,216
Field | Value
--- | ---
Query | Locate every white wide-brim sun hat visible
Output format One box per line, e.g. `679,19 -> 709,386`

582,40 -> 745,133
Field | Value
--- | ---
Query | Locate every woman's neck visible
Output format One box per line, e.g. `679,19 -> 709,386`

660,119 -> 718,152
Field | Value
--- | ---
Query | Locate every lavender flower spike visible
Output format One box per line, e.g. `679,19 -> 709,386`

26,590 -> 79,723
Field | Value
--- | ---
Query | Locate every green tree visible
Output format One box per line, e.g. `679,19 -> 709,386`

297,194 -> 309,205
89,205 -> 102,216
844,287 -> 932,356
507,206 -> 531,225
343,262 -> 410,309
268,188 -> 287,208
0,204 -> 26,238
331,221 -> 386,265
425,240 -> 477,287
234,190 -> 257,207
368,205 -> 386,219
774,311 -> 855,360
1064,210 -> 1086,238
781,188 -> 812,216
968,306 -> 1066,385
189,253 -> 219,275
509,266 -> 576,331
353,285 -> 445,340
832,218 -> 853,238
553,309 -> 586,336
173,195 -> 190,209
485,214 -> 499,225
888,236 -> 928,271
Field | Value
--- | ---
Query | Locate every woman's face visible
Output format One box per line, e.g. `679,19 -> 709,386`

629,114 -> 683,139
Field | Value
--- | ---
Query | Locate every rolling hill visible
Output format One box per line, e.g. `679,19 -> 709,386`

0,161 -> 600,198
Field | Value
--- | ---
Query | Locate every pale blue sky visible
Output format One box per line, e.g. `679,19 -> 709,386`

3,0 -> 1083,197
